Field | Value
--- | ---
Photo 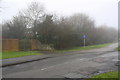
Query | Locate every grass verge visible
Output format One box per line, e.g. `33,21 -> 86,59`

89,71 -> 119,79
0,43 -> 113,59
115,46 -> 120,51
0,51 -> 43,59
56,43 -> 112,53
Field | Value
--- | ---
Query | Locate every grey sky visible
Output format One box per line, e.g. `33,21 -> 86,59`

0,0 -> 119,29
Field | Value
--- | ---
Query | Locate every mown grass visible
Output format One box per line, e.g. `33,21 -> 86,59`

56,43 -> 112,53
0,51 -> 43,59
0,43 -> 112,59
89,71 -> 119,79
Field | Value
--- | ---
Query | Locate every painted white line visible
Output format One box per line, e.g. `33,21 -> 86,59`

77,58 -> 89,61
79,59 -> 84,60
40,57 -> 98,71
41,68 -> 47,70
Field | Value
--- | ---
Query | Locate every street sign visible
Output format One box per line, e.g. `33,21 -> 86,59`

82,34 -> 86,39
82,34 -> 86,48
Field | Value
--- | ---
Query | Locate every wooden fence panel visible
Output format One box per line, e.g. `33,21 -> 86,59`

0,39 -> 2,52
2,39 -> 41,51
2,39 -> 19,51
19,39 -> 31,51
31,39 -> 40,50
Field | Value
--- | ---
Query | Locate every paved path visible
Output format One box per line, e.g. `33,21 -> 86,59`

2,43 -> 118,78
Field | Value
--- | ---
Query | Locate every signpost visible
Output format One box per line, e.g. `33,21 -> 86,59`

82,34 -> 86,48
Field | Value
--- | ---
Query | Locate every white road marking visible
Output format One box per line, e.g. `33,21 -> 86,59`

79,59 -> 84,60
41,68 -> 47,70
40,58 -> 88,71
40,55 -> 113,71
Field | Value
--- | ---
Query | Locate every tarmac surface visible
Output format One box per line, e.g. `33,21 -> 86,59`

2,43 -> 119,78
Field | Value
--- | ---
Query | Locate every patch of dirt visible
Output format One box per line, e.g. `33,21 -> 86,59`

76,67 -> 98,76
91,57 -> 110,63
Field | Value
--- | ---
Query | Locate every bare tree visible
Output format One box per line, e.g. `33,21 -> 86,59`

96,25 -> 118,44
22,2 -> 45,26
64,13 -> 96,45
20,2 -> 45,38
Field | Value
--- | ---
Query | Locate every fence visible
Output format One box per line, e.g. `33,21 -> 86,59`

2,39 -> 19,51
2,39 -> 41,52
0,39 -> 2,52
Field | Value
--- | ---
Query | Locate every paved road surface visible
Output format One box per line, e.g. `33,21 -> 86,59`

3,43 -> 118,78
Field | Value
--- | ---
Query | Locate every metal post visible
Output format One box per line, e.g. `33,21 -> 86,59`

84,39 -> 85,48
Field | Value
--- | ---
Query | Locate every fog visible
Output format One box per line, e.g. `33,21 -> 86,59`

0,0 -> 119,29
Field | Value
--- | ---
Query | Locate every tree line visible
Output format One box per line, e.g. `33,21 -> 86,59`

2,2 -> 118,49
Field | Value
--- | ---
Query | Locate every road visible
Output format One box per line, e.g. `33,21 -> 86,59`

2,43 -> 118,78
